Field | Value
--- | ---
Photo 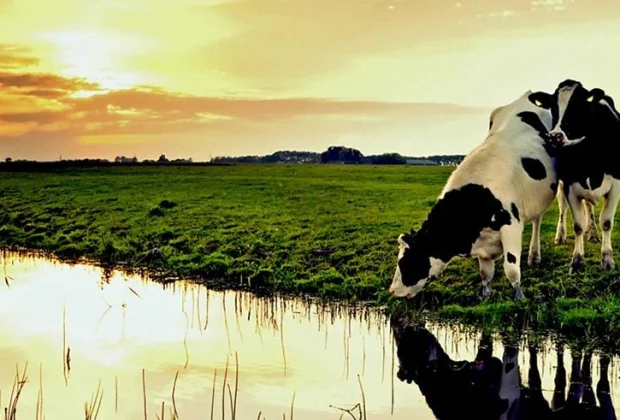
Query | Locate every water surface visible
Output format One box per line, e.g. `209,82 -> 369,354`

0,252 -> 617,419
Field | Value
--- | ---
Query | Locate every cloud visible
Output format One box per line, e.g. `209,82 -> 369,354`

0,72 -> 100,99
0,44 -> 39,70
197,0 -> 613,91
0,42 -> 493,161
0,45 -> 487,144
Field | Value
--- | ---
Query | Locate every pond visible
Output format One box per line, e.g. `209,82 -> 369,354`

0,251 -> 618,419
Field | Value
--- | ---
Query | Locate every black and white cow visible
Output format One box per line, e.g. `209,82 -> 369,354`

388,90 -> 562,300
539,79 -> 620,274
391,318 -> 617,420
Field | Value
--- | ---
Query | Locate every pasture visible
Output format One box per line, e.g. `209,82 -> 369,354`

2,164 -> 620,349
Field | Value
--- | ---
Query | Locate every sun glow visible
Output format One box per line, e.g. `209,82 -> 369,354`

36,30 -> 153,91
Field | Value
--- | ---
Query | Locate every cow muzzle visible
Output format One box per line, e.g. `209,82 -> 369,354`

550,131 -> 567,145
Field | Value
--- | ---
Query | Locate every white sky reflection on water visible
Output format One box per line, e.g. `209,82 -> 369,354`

0,252 -> 618,419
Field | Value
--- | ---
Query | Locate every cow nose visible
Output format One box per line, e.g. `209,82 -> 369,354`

550,131 -> 566,144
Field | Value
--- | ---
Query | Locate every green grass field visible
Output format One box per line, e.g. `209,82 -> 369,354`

2,164 -> 620,351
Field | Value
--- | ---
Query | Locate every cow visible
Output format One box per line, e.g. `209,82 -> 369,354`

541,79 -> 620,274
390,318 -> 508,419
391,318 -> 617,419
388,90 -> 562,301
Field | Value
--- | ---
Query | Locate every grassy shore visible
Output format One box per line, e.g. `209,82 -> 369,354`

2,164 -> 620,350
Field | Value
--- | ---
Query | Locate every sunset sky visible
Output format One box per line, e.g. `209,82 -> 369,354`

1,0 -> 620,161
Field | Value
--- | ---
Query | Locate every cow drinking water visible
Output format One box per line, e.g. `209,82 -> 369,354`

388,90 -> 562,301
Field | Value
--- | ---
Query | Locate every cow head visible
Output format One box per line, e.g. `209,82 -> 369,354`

391,319 -> 508,419
388,229 -> 445,299
547,79 -> 608,145
487,90 -> 553,138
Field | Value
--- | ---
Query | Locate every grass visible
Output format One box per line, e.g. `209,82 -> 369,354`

2,164 -> 620,351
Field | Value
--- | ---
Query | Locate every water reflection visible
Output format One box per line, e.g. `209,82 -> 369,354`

1,250 -> 619,419
391,318 -> 618,419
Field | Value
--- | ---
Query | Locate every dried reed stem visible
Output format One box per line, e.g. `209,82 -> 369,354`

233,352 -> 239,419
226,384 -> 234,419
142,369 -> 147,420
290,391 -> 296,420
210,368 -> 217,420
357,375 -> 367,420
7,362 -> 29,420
280,310 -> 287,376
62,303 -> 68,385
35,362 -> 43,420
391,332 -> 395,415
172,371 -> 179,418
221,356 -> 229,420
84,379 -> 104,420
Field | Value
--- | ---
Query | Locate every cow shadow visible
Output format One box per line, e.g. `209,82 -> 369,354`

390,318 -> 617,420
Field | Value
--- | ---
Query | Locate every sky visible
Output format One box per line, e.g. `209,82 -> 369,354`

1,0 -> 620,161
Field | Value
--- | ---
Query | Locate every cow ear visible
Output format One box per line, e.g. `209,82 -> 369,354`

528,91 -> 552,109
398,230 -> 418,247
587,88 -> 605,103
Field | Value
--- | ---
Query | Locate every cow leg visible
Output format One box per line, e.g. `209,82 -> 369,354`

500,222 -> 525,300
554,186 -> 569,245
596,355 -> 614,418
567,190 -> 587,275
528,215 -> 543,266
599,185 -> 620,270
584,201 -> 600,243
478,257 -> 495,298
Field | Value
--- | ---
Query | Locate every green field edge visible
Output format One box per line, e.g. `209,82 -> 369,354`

3,165 -> 620,355
4,243 -> 620,357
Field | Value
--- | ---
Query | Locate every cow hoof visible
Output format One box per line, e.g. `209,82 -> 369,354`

569,256 -> 585,275
527,252 -> 541,266
589,235 -> 601,243
554,236 -> 567,245
602,254 -> 615,270
514,287 -> 526,301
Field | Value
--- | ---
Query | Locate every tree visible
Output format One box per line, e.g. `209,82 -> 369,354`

158,154 -> 169,163
5,157 -> 12,163
320,146 -> 363,163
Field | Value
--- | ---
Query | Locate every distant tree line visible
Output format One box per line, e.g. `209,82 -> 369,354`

1,148 -> 464,170
211,146 -> 464,166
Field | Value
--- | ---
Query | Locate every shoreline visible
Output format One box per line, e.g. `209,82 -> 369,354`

3,244 -> 620,356
2,164 -> 620,354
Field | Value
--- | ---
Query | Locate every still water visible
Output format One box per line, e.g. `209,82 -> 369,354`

0,251 -> 618,419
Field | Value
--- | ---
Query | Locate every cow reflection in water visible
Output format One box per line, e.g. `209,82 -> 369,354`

391,319 -> 617,420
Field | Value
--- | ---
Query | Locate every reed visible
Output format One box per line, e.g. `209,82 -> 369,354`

35,362 -> 43,420
62,303 -> 68,385
226,385 -> 234,419
280,309 -> 287,376
357,375 -> 367,420
5,363 -> 29,420
210,368 -> 217,420
142,369 -> 147,420
390,332 -> 395,415
232,352 -> 239,419
289,391 -> 296,420
84,379 -> 104,420
172,370 -> 179,418
221,356 -> 229,420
